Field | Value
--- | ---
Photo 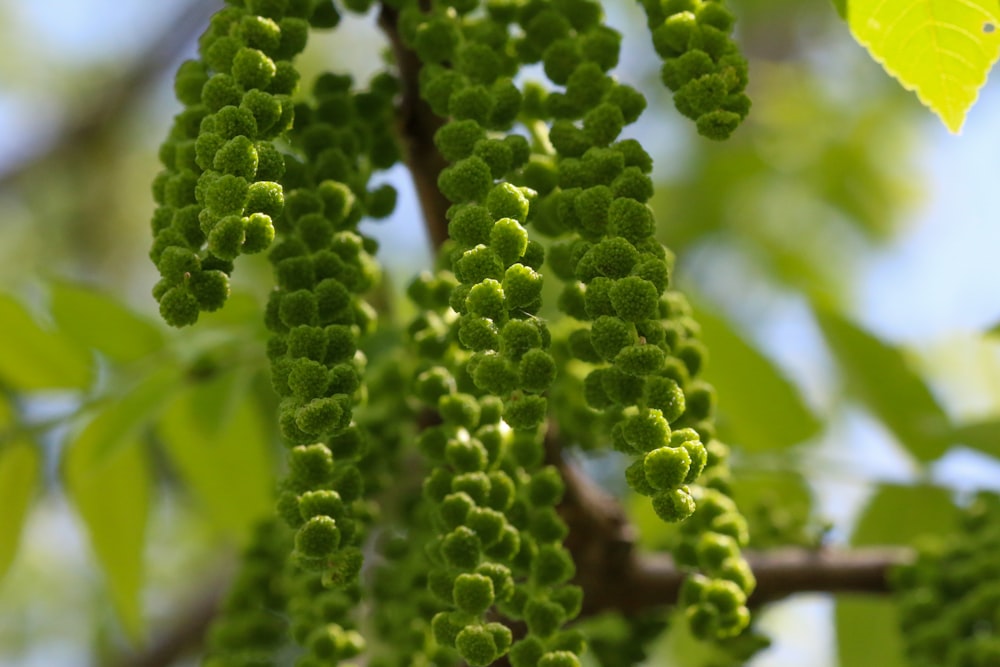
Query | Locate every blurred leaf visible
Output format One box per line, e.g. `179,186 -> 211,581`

72,367 -> 182,464
816,309 -> 951,462
949,419 -> 1000,459
847,0 -> 1000,133
0,437 -> 40,583
0,294 -> 92,390
835,484 -> 957,667
159,370 -> 274,542
49,281 -> 164,364
64,418 -> 153,640
832,0 -> 846,19
694,304 -> 821,452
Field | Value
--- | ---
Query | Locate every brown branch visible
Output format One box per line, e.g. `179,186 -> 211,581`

546,427 -> 911,615
378,2 -> 452,252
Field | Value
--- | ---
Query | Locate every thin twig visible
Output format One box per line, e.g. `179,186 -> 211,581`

377,3 -> 452,251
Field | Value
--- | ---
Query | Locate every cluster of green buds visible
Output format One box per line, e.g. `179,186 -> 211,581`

892,492 -> 1000,667
149,0 -> 759,663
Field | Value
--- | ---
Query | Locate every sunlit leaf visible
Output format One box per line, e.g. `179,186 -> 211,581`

835,483 -> 958,667
159,369 -> 274,542
694,304 -> 821,452
50,281 -> 164,364
0,437 -> 40,583
0,294 -> 92,390
847,0 -> 1000,132
64,421 -> 152,640
816,309 -> 951,462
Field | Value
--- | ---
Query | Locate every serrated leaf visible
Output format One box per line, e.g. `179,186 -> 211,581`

64,422 -> 152,640
835,484 -> 958,667
847,0 -> 1000,132
50,282 -> 164,364
694,305 -> 821,452
159,370 -> 274,542
0,294 -> 92,390
815,309 -> 951,462
0,437 -> 40,583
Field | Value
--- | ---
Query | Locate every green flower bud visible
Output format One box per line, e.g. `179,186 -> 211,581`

644,445 -> 691,490
442,526 -> 483,570
538,651 -> 581,667
490,218 -> 529,266
455,625 -> 500,667
523,598 -> 565,638
279,289 -> 318,327
590,316 -> 635,361
509,636 -> 545,667
159,285 -> 200,327
299,489 -> 345,521
652,486 -> 696,522
519,349 -> 556,393
453,573 -> 496,615
288,443 -> 334,488
532,545 -> 575,587
459,316 -> 500,351
503,394 -> 547,430
503,264 -> 544,310
214,105 -> 258,140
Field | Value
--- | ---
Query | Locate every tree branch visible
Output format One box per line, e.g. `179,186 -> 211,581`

378,3 -> 452,252
546,428 -> 911,615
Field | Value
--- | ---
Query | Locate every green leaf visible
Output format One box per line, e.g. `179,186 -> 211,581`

72,367 -> 182,464
0,437 -> 40,584
948,419 -> 1000,458
159,370 -> 274,542
832,0 -> 847,20
64,419 -> 153,640
0,294 -> 92,390
846,0 -> 1000,133
835,484 -> 958,667
815,309 -> 951,462
50,282 -> 164,364
693,304 -> 821,452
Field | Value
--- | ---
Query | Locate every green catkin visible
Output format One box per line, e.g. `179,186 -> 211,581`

639,0 -> 750,140
156,0 -> 759,664
203,519 -> 292,667
151,1 -> 319,326
891,493 -> 1000,667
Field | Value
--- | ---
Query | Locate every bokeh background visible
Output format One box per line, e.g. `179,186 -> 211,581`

2,1 -> 1000,665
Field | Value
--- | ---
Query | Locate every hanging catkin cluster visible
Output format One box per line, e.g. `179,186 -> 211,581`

148,0 -> 758,664
891,493 -> 1000,667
